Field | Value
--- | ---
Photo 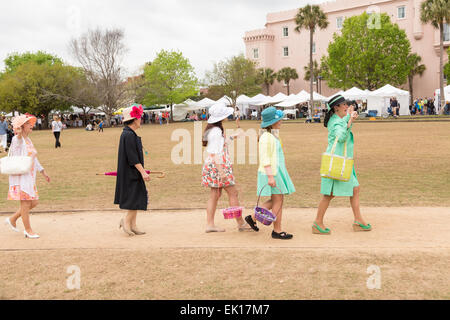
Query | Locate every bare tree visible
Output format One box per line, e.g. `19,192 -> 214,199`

70,28 -> 127,125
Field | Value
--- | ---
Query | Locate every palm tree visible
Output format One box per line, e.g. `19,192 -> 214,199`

258,68 -> 277,95
295,4 -> 329,116
406,53 -> 426,107
304,60 -> 321,93
421,0 -> 450,113
276,67 -> 299,95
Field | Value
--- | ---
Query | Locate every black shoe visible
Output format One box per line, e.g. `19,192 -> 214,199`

245,215 -> 259,232
272,231 -> 293,240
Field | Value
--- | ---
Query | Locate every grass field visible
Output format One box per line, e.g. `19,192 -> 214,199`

1,120 -> 449,212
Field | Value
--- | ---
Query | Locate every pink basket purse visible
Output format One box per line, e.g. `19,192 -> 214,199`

254,185 -> 283,226
222,207 -> 243,220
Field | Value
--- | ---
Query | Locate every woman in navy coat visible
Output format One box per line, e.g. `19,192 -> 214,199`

114,105 -> 150,236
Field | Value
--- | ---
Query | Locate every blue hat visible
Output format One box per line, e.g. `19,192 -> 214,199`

261,107 -> 284,128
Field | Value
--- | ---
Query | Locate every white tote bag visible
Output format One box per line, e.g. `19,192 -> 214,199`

0,138 -> 33,175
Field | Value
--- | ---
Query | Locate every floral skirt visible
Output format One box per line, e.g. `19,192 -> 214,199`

8,185 -> 39,201
201,161 -> 235,189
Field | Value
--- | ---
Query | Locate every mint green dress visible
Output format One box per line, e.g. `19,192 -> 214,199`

320,114 -> 359,197
257,137 -> 296,197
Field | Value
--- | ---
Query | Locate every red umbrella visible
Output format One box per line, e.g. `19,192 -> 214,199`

97,171 -> 166,178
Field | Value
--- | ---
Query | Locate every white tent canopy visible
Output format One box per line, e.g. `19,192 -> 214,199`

312,91 -> 327,102
236,95 -> 251,116
367,84 -> 410,116
253,95 -> 275,106
236,94 -> 250,104
216,95 -> 232,106
297,90 -> 327,102
276,94 -> 308,108
247,94 -> 267,106
342,87 -> 369,100
196,97 -> 216,108
267,92 -> 288,104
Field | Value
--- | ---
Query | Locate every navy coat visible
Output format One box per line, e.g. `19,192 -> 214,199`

114,126 -> 148,210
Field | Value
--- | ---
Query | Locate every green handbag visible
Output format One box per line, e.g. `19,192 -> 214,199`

320,136 -> 354,182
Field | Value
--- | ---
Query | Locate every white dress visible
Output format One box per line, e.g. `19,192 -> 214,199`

7,136 -> 43,200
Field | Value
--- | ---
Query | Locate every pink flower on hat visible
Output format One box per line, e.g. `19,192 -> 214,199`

130,105 -> 143,119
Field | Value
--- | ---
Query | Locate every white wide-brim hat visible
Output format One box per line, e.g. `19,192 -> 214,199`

208,102 -> 234,124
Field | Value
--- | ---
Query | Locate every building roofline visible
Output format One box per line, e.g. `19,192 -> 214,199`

265,0 -> 401,25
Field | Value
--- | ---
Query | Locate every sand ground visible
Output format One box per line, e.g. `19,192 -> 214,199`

0,207 -> 449,300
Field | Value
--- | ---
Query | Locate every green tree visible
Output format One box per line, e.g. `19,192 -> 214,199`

204,85 -> 226,101
444,47 -> 450,82
0,62 -> 76,122
3,51 -> 63,74
407,53 -> 426,107
304,60 -> 321,93
276,67 -> 299,95
421,0 -> 450,112
321,13 -> 411,91
206,54 -> 261,108
143,49 -> 198,121
295,4 -> 329,115
258,68 -> 277,95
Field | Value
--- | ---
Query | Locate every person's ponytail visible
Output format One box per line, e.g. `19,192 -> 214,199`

324,108 -> 335,128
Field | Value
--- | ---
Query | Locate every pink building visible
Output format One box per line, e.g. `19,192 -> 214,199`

243,0 -> 448,101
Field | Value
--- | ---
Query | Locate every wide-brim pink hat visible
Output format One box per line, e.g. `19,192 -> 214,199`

12,114 -> 36,129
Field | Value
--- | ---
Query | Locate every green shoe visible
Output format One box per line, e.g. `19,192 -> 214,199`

312,223 -> 331,235
353,221 -> 372,232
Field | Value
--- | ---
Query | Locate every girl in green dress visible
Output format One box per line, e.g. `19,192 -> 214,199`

313,95 -> 372,235
245,107 -> 296,240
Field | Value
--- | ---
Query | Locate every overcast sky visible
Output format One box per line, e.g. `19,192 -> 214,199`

0,0 -> 327,80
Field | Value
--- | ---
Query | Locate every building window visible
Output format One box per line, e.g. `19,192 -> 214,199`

283,47 -> 289,57
337,17 -> 344,30
398,6 -> 406,19
283,27 -> 289,37
253,48 -> 259,59
444,23 -> 450,41
312,42 -> 316,54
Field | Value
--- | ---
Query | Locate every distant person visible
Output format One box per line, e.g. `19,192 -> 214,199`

444,102 -> 450,115
165,112 -> 170,125
313,110 -> 321,123
234,107 -> 241,128
85,123 -> 93,131
0,116 -> 8,152
98,120 -> 104,133
51,115 -> 63,148
36,117 -> 42,130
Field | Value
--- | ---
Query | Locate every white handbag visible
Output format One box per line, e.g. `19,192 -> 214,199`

0,138 -> 33,175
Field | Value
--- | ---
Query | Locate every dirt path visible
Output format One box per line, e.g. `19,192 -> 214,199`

1,207 -> 449,300
1,207 -> 448,251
